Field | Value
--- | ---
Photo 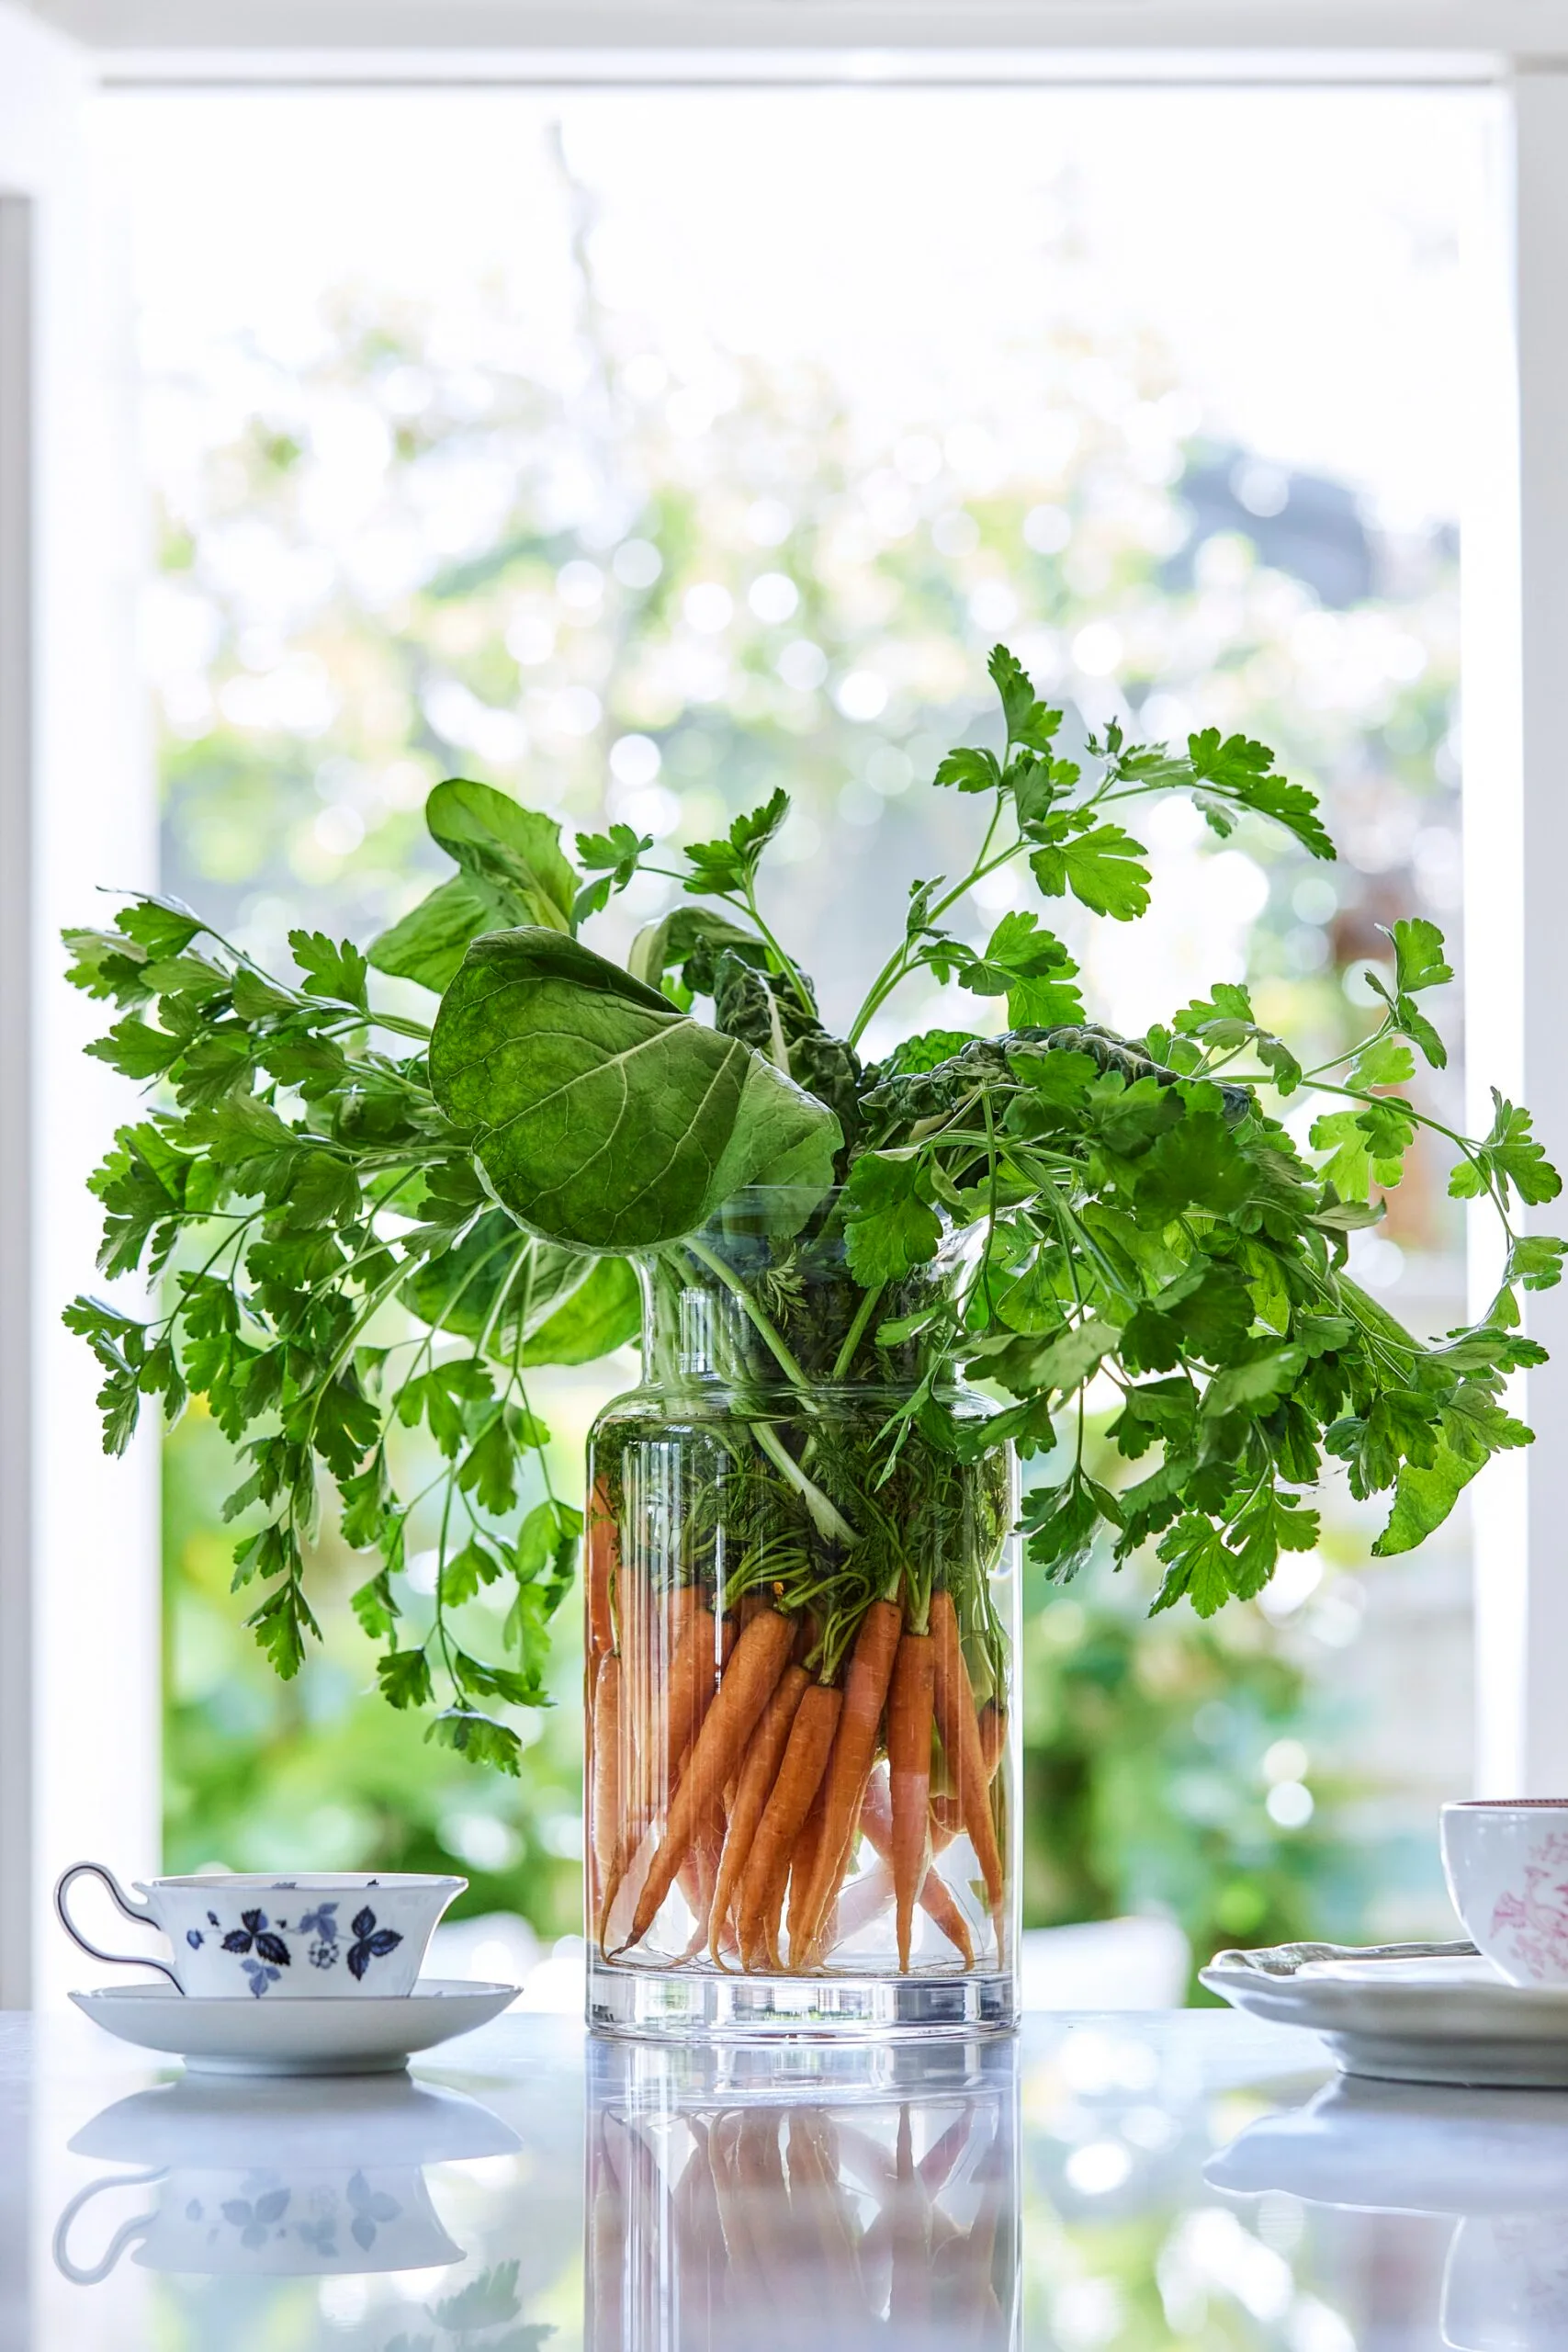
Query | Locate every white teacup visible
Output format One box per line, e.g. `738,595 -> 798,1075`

1441,1802 -> 1568,1986
54,1864 -> 464,1999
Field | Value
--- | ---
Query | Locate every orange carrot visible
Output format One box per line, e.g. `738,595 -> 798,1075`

735,1682 -> 842,1967
677,1814 -> 727,1959
618,1552 -> 650,1841
931,1697 -> 1007,1835
586,1476 -> 616,1662
656,1600 -> 716,1825
888,1627 -> 936,1972
591,1652 -> 621,1939
794,1597 -> 902,1961
929,1590 -> 1003,1917
624,1607 -> 795,1950
927,1791 -> 961,1841
627,1579 -> 699,1844
757,1851 -> 789,1973
785,1773 -> 830,1963
860,1763 -> 974,1968
709,1663 -> 809,1963
745,1782 -> 809,1974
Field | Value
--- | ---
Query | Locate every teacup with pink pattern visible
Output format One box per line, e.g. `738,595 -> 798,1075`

1441,1802 -> 1568,1986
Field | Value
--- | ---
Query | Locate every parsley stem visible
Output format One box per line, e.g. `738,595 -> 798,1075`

741,883 -> 818,1022
830,1282 -> 884,1381
845,829 -> 1027,1049
1306,1079 -> 1509,1227
682,1237 -> 813,1390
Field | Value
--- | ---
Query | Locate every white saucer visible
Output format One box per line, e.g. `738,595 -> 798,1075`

69,1978 -> 518,2075
1201,1948 -> 1568,2088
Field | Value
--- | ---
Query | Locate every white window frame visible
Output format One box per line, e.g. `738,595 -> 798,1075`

6,0 -> 1567,2002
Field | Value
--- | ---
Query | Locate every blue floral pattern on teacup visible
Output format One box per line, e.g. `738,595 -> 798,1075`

221,1908 -> 291,1996
299,1901 -> 341,1972
194,1898 -> 404,1995
346,1907 -> 402,1983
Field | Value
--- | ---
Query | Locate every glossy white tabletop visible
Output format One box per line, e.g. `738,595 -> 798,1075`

6,2005 -> 1568,2348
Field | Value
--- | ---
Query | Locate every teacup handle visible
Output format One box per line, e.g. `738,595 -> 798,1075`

52,2169 -> 163,2284
53,1862 -> 180,1988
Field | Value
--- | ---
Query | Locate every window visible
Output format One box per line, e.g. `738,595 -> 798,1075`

115,82 -> 1485,1955
5,11 -> 1565,2003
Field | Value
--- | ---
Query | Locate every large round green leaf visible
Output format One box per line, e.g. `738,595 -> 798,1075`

428,929 -> 841,1251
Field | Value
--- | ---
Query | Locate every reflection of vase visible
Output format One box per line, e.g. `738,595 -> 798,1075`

55,2074 -> 517,2283
586,2033 -> 1021,2349
586,1190 -> 1020,2039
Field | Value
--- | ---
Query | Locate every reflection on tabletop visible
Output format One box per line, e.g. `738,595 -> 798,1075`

53,2073 -> 518,2282
1210,2075 -> 1568,2352
586,2038 -> 1018,2350
28,2009 -> 1568,2349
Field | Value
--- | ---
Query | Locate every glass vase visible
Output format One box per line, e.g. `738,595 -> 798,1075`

584,1186 -> 1019,2039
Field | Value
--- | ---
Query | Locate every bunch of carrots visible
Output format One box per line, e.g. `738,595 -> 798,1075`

587,1490 -> 1009,1975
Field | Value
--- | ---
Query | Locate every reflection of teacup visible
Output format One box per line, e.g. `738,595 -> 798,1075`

53,2159 -> 461,2279
1442,2212 -> 1568,2351
1441,1802 -> 1568,1987
54,1862 -> 463,1998
55,2072 -> 519,2282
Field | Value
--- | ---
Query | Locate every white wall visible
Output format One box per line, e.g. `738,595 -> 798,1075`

0,0 -> 158,2010
1509,66 -> 1568,1796
8,0 -> 1568,66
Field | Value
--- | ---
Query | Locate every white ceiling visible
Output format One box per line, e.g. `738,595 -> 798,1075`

13,0 -> 1568,62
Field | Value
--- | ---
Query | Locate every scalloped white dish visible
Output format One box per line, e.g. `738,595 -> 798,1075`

1201,1951 -> 1568,2087
69,1978 -> 517,2075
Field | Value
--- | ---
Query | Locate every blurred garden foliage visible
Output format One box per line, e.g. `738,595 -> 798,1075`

150,129 -> 1462,1958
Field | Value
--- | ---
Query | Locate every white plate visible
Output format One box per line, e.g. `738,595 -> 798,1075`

69,1978 -> 518,2075
1201,1950 -> 1568,2088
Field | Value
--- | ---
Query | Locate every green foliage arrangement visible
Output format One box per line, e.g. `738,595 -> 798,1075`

65,643 -> 1562,1774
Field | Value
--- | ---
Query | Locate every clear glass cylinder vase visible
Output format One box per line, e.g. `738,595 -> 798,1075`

584,1186 -> 1019,2040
